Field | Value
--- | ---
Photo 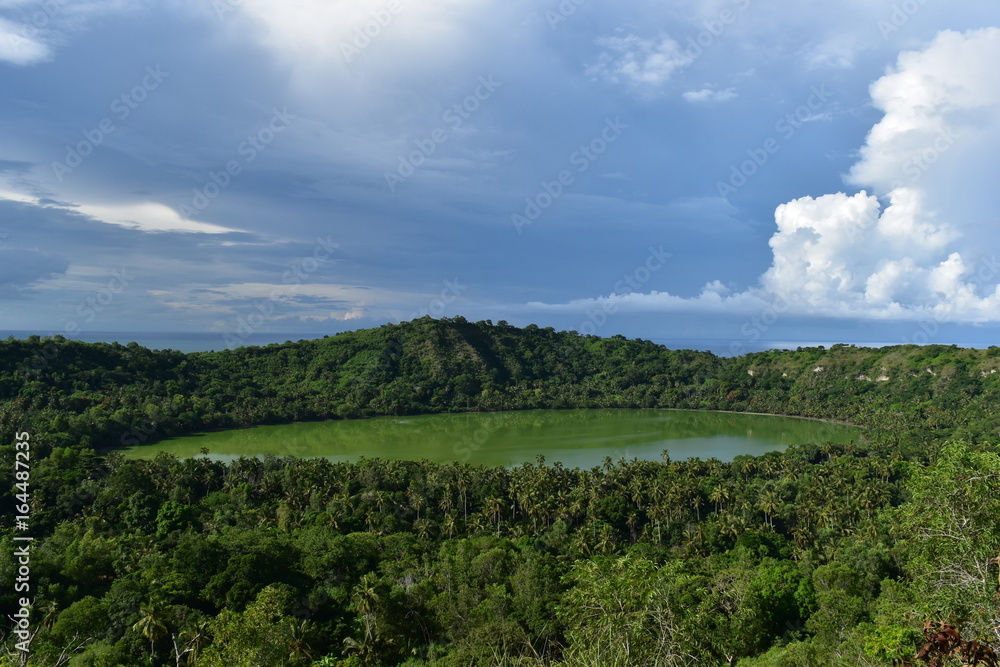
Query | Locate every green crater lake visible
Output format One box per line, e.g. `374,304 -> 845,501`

122,409 -> 859,468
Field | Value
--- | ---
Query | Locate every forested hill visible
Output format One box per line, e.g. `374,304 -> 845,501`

2,316 -> 1000,455
6,319 -> 1000,666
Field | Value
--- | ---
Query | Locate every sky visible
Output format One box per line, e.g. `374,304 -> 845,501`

1,0 -> 999,353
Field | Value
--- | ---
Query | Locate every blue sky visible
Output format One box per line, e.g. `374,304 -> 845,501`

1,0 -> 999,351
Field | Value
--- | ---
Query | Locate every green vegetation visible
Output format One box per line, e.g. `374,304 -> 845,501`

2,317 -> 1000,665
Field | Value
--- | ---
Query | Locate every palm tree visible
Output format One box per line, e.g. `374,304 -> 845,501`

443,512 -> 458,539
373,490 -> 388,513
709,484 -> 731,513
626,512 -> 639,543
628,478 -> 646,512
572,528 -> 591,556
455,469 -> 470,520
40,599 -> 59,630
468,512 -> 488,535
690,491 -> 702,522
176,620 -> 210,666
758,490 -> 780,529
647,503 -> 663,545
133,597 -> 170,666
718,513 -> 740,540
595,523 -> 616,555
407,487 -> 426,522
568,493 -> 586,526
287,619 -> 317,663
346,573 -> 383,665
414,517 -> 433,541
485,497 -> 503,537
438,493 -> 454,515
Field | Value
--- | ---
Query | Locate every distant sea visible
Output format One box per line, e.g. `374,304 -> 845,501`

649,338 -> 906,357
650,338 -> 910,356
0,331 -> 912,357
0,331 -> 321,354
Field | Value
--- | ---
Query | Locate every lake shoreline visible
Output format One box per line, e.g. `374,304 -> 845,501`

658,407 -> 863,429
132,405 -> 862,446
119,407 -> 860,467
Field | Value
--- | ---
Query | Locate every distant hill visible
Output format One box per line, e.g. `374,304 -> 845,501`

2,316 -> 999,454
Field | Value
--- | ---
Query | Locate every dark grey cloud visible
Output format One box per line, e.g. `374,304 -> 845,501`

0,0 -> 996,344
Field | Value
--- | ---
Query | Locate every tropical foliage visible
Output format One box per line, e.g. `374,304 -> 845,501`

2,318 -> 1000,665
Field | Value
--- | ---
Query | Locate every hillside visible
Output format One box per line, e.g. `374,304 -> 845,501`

3,319 -> 1000,665
3,317 -> 1000,456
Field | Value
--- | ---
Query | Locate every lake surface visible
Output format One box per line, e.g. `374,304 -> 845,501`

121,409 -> 859,468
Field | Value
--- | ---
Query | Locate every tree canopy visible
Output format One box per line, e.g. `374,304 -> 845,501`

2,318 -> 1000,665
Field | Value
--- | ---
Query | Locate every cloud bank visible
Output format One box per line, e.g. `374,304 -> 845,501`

534,28 -> 1000,324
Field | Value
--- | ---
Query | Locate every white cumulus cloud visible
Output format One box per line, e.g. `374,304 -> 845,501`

530,27 -> 1000,324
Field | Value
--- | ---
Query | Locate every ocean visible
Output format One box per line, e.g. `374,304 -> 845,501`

0,331 -> 321,354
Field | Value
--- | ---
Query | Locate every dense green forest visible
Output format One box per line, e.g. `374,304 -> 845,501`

2,317 -> 1000,665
